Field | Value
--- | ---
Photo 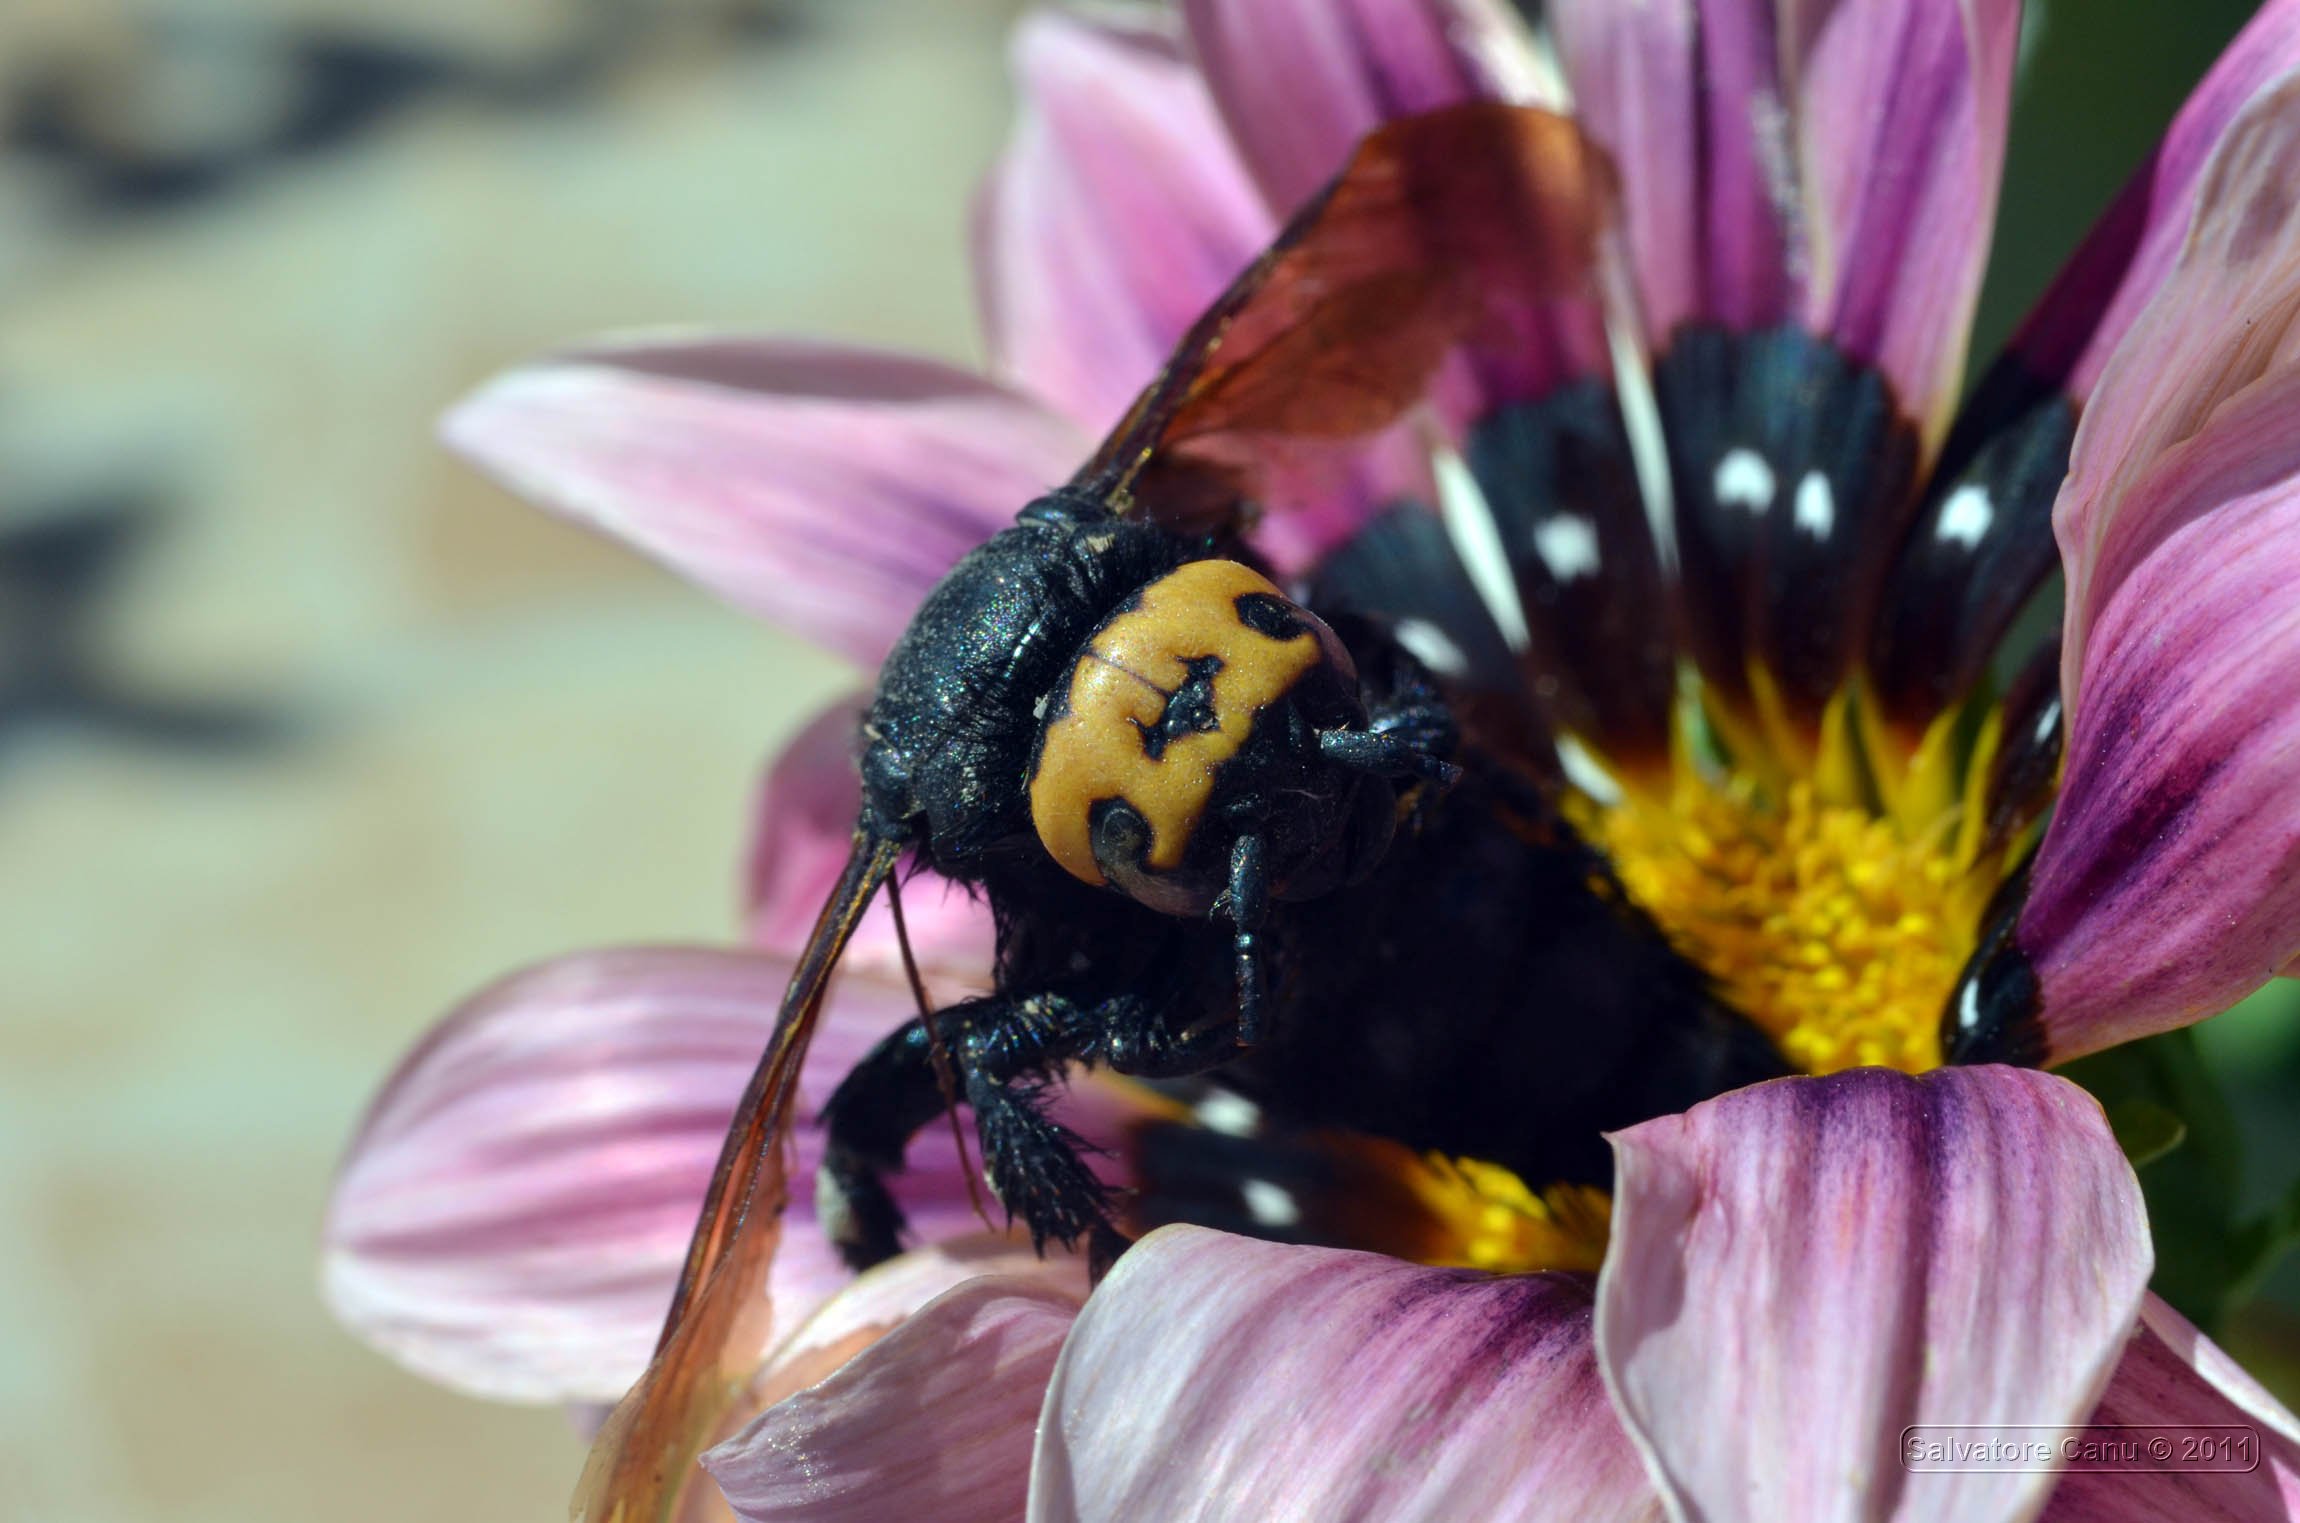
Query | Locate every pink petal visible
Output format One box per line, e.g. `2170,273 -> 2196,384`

1029,1226 -> 1663,1523
977,9 -> 1463,569
2042,1295 -> 2300,1520
1181,0 -> 1543,217
704,1270 -> 1084,1523
2016,464 -> 2300,1058
744,695 -> 995,984
1796,0 -> 2021,446
2057,74 -> 2300,684
976,10 -> 1275,441
2007,76 -> 2300,1056
322,948 -> 998,1401
1550,0 -> 1794,341
2012,0 -> 2300,402
1599,1066 -> 2151,1523
1554,0 -> 2017,443
441,337 -> 1086,667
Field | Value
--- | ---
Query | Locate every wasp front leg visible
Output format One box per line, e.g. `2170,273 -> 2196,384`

816,980 -> 1240,1271
818,991 -> 1100,1270
1216,832 -> 1270,1047
1322,644 -> 1461,785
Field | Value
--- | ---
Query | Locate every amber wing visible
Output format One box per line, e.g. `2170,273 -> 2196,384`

1072,101 -> 1616,532
571,836 -> 901,1523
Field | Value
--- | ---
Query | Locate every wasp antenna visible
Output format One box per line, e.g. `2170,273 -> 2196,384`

885,867 -> 995,1230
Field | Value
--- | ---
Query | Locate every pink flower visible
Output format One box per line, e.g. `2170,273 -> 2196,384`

324,2 -> 2300,1519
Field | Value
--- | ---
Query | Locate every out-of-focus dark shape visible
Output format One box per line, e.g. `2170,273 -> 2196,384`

2,0 -> 811,220
0,488 -> 289,760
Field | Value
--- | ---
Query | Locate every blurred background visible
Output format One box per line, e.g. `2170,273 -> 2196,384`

1,1 -> 2294,1519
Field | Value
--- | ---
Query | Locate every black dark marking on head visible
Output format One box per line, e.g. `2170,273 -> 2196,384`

1087,796 -> 1154,879
868,518 -> 1181,866
1136,654 -> 1226,760
1232,591 -> 1305,641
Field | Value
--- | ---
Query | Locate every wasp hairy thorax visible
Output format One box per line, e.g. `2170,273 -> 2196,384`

827,498 -> 1465,1267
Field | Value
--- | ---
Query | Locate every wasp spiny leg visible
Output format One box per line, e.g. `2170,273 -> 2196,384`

1221,831 -> 1271,1046
965,1066 -> 1114,1255
1317,725 -> 1460,787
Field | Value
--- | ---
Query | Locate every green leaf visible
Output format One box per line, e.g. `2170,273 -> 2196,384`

2063,1029 -> 2257,1332
2103,1099 -> 2187,1169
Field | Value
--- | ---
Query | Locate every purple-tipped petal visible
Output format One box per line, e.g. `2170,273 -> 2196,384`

2042,1295 -> 2300,1520
1029,1226 -> 1662,1523
2007,78 -> 2300,1056
744,696 -> 995,985
705,1271 -> 1083,1523
981,9 -> 1471,566
976,11 -> 1275,440
322,949 -> 993,1401
2013,0 -> 2300,401
442,337 -> 1086,667
1599,1067 -> 2151,1523
1182,0 -> 1544,217
2058,75 -> 2300,678
2017,465 -> 2300,1058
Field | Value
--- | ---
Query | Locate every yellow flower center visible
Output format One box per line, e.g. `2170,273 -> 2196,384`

1301,1131 -> 1613,1273
1400,1155 -> 1612,1273
1584,771 -> 1980,1074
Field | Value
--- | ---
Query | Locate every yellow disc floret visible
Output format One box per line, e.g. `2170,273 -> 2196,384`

1585,772 -> 1979,1074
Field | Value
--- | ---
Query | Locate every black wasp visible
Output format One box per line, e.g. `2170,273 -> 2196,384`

632,105 -> 1786,1422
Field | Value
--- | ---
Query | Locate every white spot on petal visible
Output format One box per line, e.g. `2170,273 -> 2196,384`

2035,696 -> 2062,746
1195,1092 -> 1261,1136
1394,618 -> 1469,678
1241,1179 -> 1301,1229
1936,484 -> 1994,549
1714,448 -> 1776,513
1794,470 -> 1835,539
1531,514 -> 1602,583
